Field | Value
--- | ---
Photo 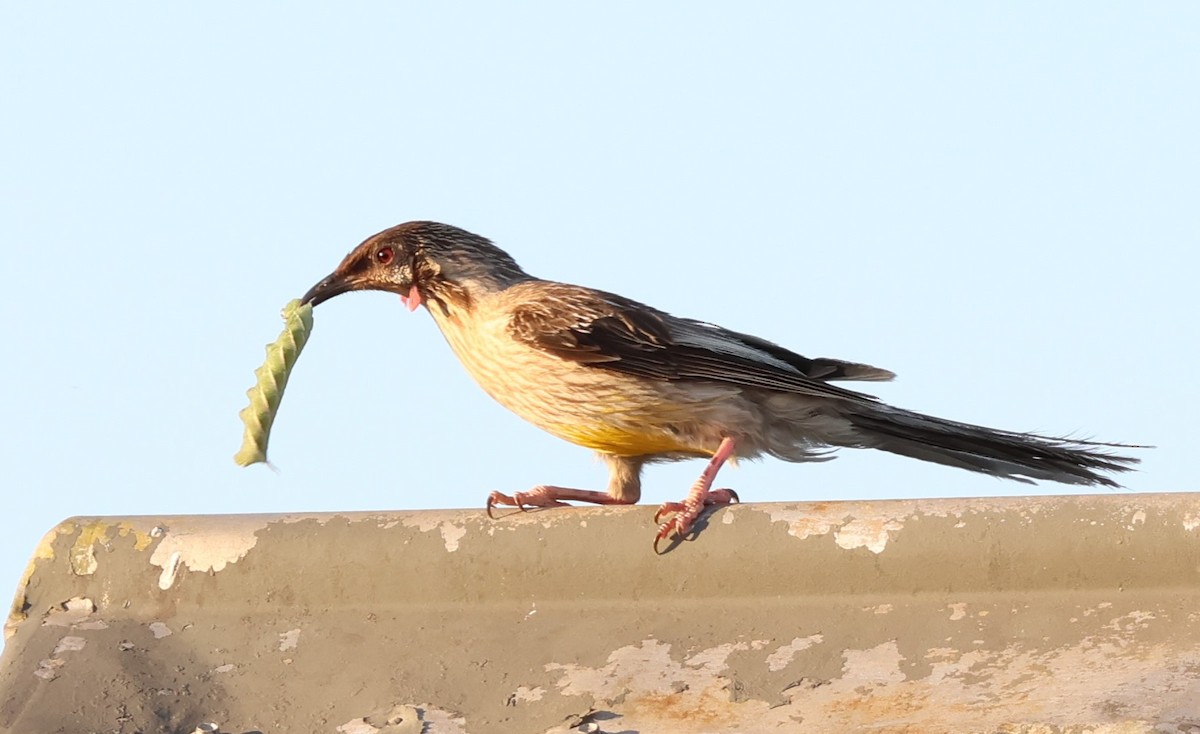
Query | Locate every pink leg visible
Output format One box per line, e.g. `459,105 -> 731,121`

486,485 -> 635,519
653,437 -> 740,551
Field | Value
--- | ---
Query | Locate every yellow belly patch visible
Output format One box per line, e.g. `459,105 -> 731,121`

551,422 -> 704,456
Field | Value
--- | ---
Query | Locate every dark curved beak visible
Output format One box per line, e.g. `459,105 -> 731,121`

302,272 -> 360,307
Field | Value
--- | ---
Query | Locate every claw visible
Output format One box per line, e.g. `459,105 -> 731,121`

653,501 -> 685,524
486,492 -> 502,519
651,510 -> 693,552
486,486 -> 594,519
486,490 -> 525,519
651,488 -> 738,551
653,521 -> 676,554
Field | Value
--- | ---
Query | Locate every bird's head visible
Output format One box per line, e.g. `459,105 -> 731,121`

302,221 -> 528,314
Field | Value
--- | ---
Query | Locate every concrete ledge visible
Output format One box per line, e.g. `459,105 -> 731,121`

3,494 -> 1200,733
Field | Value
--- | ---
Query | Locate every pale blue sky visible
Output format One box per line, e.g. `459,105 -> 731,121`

2,4 -> 1197,610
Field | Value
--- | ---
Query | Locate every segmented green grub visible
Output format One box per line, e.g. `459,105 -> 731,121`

234,299 -> 314,467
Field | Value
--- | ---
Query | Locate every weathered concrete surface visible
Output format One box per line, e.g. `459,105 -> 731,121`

3,494 -> 1200,734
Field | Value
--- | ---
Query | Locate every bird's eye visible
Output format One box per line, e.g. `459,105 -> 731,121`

374,247 -> 394,265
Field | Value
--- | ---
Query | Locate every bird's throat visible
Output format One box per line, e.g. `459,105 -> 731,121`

399,284 -> 422,312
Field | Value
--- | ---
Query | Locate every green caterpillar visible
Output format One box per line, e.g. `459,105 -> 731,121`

234,299 -> 314,467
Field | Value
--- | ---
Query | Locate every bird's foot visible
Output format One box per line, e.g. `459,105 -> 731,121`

486,485 -> 629,519
653,488 -> 739,551
653,436 -> 739,552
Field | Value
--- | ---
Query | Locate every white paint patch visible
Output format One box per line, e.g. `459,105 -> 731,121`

419,707 -> 469,734
403,515 -> 468,552
149,621 -> 172,639
1129,509 -> 1146,527
687,641 -> 752,672
439,523 -> 467,552
157,551 -> 183,590
865,604 -> 894,615
540,620 -> 1200,732
764,505 -> 905,553
835,517 -> 904,554
212,663 -> 236,674
765,508 -> 840,541
948,603 -> 967,621
510,685 -> 545,703
34,658 -> 65,680
64,597 -> 94,613
1184,513 -> 1200,532
148,517 -> 266,590
842,641 -> 906,685
53,636 -> 86,655
548,638 -> 752,702
923,647 -> 992,686
278,628 -> 301,651
548,639 -> 679,699
338,704 -> 465,734
336,719 -> 378,734
766,635 -> 824,672
43,597 -> 98,628
1106,611 -> 1156,634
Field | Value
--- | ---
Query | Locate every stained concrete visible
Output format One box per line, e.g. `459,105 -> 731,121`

3,494 -> 1200,733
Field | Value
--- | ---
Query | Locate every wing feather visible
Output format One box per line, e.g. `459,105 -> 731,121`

506,282 -> 884,402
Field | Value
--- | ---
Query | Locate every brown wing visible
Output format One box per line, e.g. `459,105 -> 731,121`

506,282 -> 882,403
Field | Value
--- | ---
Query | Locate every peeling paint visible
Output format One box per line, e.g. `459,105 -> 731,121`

841,641 -> 906,685
4,522 -> 68,639
509,686 -> 545,704
42,597 -> 98,628
64,521 -> 154,577
547,639 -> 772,730
686,641 -> 755,672
338,704 -> 466,734
278,628 -> 301,651
33,658 -> 64,681
69,522 -> 109,576
834,517 -> 905,554
337,720 -> 378,734
763,506 -> 905,553
766,635 -> 824,672
548,639 -> 721,700
52,636 -> 86,655
116,522 -> 155,551
156,551 -> 183,590
1106,611 -> 1156,633
412,707 -> 468,733
148,518 -> 265,589
7,497 -> 1200,732
764,508 -> 840,541
401,515 -> 469,552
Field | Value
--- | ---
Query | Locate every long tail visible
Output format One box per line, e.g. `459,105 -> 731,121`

843,404 -> 1142,487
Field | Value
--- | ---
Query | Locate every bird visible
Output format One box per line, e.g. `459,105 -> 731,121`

301,221 -> 1141,550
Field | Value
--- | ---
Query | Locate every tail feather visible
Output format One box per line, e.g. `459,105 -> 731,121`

845,405 -> 1142,487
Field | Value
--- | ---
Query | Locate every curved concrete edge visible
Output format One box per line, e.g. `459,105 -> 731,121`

2,493 -> 1200,733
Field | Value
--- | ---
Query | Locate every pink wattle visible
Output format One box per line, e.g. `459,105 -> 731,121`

405,284 -> 422,312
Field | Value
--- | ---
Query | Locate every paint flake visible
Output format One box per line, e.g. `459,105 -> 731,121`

148,518 -> 265,589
